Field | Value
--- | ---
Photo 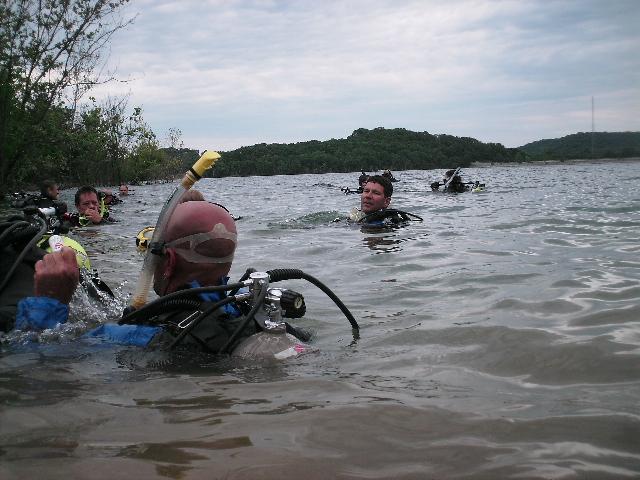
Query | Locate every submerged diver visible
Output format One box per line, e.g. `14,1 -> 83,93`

67,186 -> 116,226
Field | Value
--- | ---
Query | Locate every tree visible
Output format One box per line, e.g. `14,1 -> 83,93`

0,0 -> 132,191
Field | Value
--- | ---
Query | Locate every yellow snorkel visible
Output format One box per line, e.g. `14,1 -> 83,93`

129,150 -> 220,309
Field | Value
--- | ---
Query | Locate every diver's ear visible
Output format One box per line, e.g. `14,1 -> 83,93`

162,249 -> 177,279
384,197 -> 391,208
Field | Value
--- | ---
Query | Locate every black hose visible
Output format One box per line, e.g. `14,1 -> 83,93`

219,281 -> 268,354
359,209 -> 422,224
0,217 -> 47,295
119,282 -> 244,324
0,221 -> 29,244
168,296 -> 238,351
228,267 -> 256,296
267,268 -> 359,331
120,298 -> 203,325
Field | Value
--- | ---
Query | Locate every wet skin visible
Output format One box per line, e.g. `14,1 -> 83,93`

361,181 -> 391,214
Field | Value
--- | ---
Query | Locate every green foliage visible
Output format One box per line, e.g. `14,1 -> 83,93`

212,127 -> 522,177
519,132 -> 640,161
160,147 -> 200,173
0,0 -> 132,192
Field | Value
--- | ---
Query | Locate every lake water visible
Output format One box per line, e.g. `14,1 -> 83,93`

1,161 -> 640,479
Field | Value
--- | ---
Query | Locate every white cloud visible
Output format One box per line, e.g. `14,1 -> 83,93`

91,0 -> 640,150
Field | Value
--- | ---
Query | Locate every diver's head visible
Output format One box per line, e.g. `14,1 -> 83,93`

118,184 -> 129,195
153,201 -> 237,295
100,190 -> 115,204
361,175 -> 392,214
74,186 -> 99,215
40,180 -> 59,200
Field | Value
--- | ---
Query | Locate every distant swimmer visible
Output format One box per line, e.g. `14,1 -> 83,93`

430,168 -> 485,193
381,169 -> 398,182
98,189 -> 122,207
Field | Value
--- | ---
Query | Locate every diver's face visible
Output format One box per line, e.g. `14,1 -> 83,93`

361,181 -> 390,214
77,192 -> 99,215
119,186 -> 128,195
47,185 -> 59,199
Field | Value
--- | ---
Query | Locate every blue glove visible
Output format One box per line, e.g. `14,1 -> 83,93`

85,324 -> 161,347
15,297 -> 69,331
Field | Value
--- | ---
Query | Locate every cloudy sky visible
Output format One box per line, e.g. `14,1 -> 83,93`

96,0 -> 640,151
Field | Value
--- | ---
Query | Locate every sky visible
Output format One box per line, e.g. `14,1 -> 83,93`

94,0 -> 640,151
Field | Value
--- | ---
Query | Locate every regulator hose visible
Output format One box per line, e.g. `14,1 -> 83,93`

121,298 -> 203,325
266,268 -> 359,331
0,217 -> 47,295
228,267 -> 256,296
0,220 -> 30,244
119,282 -> 245,325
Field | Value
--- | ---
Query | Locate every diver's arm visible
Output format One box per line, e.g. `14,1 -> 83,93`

14,249 -> 79,331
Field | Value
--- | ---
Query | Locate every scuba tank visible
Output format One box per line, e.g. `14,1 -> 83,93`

228,272 -> 311,359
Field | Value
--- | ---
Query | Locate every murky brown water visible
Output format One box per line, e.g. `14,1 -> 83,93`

2,161 -> 640,479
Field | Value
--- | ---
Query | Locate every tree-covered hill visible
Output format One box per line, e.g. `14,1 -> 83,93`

212,127 -> 525,177
518,132 -> 640,161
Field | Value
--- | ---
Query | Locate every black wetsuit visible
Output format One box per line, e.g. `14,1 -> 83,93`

0,244 -> 43,332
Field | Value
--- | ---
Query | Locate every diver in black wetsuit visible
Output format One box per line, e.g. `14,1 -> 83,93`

351,175 -> 422,226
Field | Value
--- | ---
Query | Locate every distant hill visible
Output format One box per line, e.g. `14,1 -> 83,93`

518,132 -> 640,161
212,127 -> 525,177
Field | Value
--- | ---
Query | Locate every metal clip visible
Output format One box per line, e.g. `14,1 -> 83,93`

177,311 -> 201,329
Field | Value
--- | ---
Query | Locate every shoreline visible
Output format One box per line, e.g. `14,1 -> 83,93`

471,157 -> 640,168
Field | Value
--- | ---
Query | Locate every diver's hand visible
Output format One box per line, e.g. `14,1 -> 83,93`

84,206 -> 103,224
34,247 -> 79,304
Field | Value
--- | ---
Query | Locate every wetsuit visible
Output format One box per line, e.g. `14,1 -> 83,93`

445,176 -> 468,193
88,280 -> 257,353
359,208 -> 411,226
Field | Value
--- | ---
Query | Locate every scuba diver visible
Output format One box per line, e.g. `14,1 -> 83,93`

348,175 -> 422,226
358,171 -> 369,187
101,198 -> 358,357
381,169 -> 397,182
341,172 -> 368,195
11,179 -> 68,212
66,186 -> 116,227
0,206 -> 110,332
99,189 -> 123,206
430,168 -> 485,193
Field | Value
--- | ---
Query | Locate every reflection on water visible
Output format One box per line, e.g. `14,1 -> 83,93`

1,161 -> 640,478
